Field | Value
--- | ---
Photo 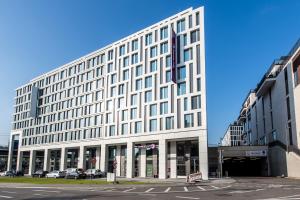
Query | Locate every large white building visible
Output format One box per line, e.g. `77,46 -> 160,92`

7,7 -> 208,179
236,39 -> 300,177
221,122 -> 244,147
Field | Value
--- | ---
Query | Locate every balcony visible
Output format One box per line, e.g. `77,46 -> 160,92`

256,76 -> 276,98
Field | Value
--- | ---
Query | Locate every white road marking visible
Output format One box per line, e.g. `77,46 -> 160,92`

176,196 -> 200,200
123,188 -> 136,192
0,195 -> 13,199
256,194 -> 300,200
184,187 -> 189,192
145,188 -> 154,193
230,188 -> 265,194
210,185 -> 219,189
0,191 -> 16,194
164,187 -> 171,192
197,186 -> 206,191
33,194 -> 48,196
33,190 -> 60,193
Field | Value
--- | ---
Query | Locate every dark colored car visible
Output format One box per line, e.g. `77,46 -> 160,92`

85,169 -> 106,178
15,170 -> 24,176
32,170 -> 48,178
65,168 -> 86,179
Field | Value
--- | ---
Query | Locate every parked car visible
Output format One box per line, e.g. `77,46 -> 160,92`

45,171 -> 65,178
0,171 -> 5,176
85,169 -> 106,178
32,170 -> 48,178
15,170 -> 24,176
65,168 -> 86,179
2,171 -> 15,177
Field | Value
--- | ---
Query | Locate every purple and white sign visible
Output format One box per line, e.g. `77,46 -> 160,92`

171,29 -> 176,83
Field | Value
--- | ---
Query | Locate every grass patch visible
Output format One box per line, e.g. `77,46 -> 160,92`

0,177 -> 150,185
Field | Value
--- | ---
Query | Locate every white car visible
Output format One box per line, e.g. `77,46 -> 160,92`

0,171 -> 5,176
45,171 -> 65,178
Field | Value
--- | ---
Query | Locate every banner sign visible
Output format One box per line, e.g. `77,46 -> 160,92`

245,150 -> 267,157
171,29 -> 176,83
187,172 -> 202,183
135,144 -> 158,150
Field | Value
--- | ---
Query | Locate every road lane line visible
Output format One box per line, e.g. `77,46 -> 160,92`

197,186 -> 206,191
176,196 -> 200,200
145,188 -> 154,193
184,187 -> 189,192
210,185 -> 219,189
164,187 -> 171,192
0,195 -> 13,199
123,188 -> 136,192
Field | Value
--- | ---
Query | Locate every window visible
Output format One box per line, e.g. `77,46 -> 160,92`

107,113 -> 113,123
191,95 -> 201,109
150,119 -> 157,132
166,117 -> 174,130
177,82 -> 186,95
108,50 -> 113,61
183,34 -> 187,46
131,94 -> 137,105
145,33 -> 152,46
196,12 -> 200,25
119,45 -> 125,56
131,108 -> 137,119
184,49 -> 192,61
145,91 -> 152,102
136,79 -> 142,91
123,69 -> 129,80
121,123 -> 128,135
136,65 -> 142,76
150,46 -> 157,58
118,97 -> 125,108
160,26 -> 168,40
160,42 -> 168,54
184,97 -> 188,111
191,29 -> 200,43
121,110 -> 128,121
150,104 -> 157,116
124,57 -> 129,67
107,100 -> 113,111
132,53 -> 138,64
160,87 -> 168,99
111,74 -> 117,84
184,114 -> 194,128
150,60 -> 157,72
166,71 -> 171,82
111,87 -> 116,97
119,84 -> 124,95
132,39 -> 138,51
160,102 -> 168,114
177,19 -> 185,33
109,125 -> 115,136
197,112 -> 202,126
166,56 -> 171,68
197,78 -> 201,91
135,121 -> 142,133
145,76 -> 152,88
177,66 -> 186,80
107,63 -> 113,73
188,15 -> 192,28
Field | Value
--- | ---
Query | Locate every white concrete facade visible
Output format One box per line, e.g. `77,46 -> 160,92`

236,39 -> 300,178
8,7 -> 208,179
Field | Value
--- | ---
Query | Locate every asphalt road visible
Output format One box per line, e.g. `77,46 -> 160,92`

1,177 -> 300,200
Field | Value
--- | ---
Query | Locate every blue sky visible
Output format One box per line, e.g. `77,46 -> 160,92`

0,0 -> 299,146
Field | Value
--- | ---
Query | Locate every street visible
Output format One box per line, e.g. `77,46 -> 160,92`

1,177 -> 300,199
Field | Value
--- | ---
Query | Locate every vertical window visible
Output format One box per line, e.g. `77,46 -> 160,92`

191,95 -> 201,109
135,121 -> 142,133
131,94 -> 137,106
150,60 -> 157,72
188,15 -> 192,28
111,87 -> 116,97
108,50 -> 113,61
177,66 -> 186,80
145,33 -> 152,46
150,119 -> 157,132
196,12 -> 200,25
136,65 -> 143,76
166,117 -> 174,130
150,104 -> 157,116
107,100 -> 113,110
177,19 -> 185,33
160,87 -> 168,99
107,63 -> 113,73
136,79 -> 142,91
160,102 -> 168,114
109,125 -> 115,136
111,74 -> 117,84
119,45 -> 125,56
184,48 -> 192,61
132,39 -> 138,51
166,71 -> 171,83
123,69 -> 129,80
184,97 -> 188,111
183,34 -> 187,46
131,108 -> 137,119
177,82 -> 186,95
191,30 -> 200,43
197,78 -> 201,91
184,114 -> 194,128
121,110 -> 128,121
124,57 -> 129,67
132,53 -> 138,64
160,26 -> 168,40
121,123 -> 128,135
166,56 -> 171,68
150,46 -> 157,58
145,76 -> 152,88
119,84 -> 124,95
160,42 -> 168,54
145,91 -> 152,102
197,112 -> 202,126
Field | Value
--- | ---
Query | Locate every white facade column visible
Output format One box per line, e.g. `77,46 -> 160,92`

100,144 -> 107,172
7,135 -> 14,171
95,146 -> 101,169
43,149 -> 50,171
199,135 -> 208,180
126,142 -> 134,178
60,147 -> 67,171
140,144 -> 146,177
159,139 -> 167,179
16,151 -> 23,171
78,146 -> 86,170
170,141 -> 177,178
28,150 -> 36,175
116,146 -> 121,176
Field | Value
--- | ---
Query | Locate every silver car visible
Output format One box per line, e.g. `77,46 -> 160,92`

45,171 -> 65,178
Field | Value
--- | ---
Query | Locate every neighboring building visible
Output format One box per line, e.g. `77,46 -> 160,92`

7,7 -> 208,179
0,146 -> 9,172
221,122 -> 244,146
234,39 -> 300,177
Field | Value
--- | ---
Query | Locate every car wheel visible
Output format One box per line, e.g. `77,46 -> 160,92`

54,176 -> 57,179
